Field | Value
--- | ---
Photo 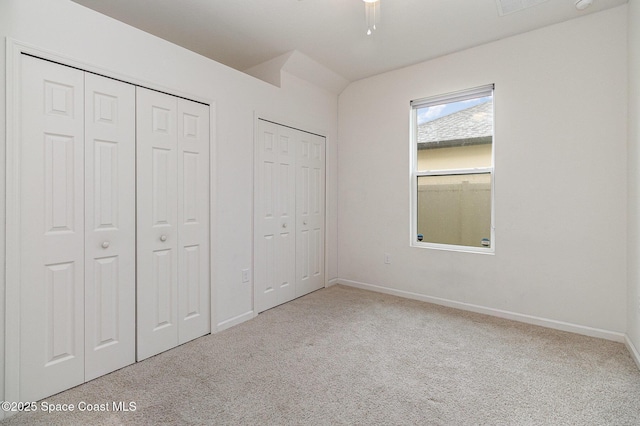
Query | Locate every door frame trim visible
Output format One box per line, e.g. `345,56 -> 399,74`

3,38 -> 217,407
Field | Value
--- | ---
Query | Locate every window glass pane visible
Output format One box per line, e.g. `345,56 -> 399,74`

416,174 -> 491,248
416,97 -> 492,171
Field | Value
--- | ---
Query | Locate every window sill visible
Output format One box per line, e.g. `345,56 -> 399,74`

410,241 -> 495,255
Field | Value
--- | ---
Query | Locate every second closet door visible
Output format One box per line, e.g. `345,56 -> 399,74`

84,73 -> 136,381
136,87 -> 210,361
136,88 -> 178,360
255,119 -> 325,314
255,120 -> 297,313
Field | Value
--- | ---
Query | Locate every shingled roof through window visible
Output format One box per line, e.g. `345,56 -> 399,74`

417,100 -> 493,149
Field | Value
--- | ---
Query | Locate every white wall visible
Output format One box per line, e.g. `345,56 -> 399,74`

338,6 -> 628,335
0,0 -> 339,402
628,0 -> 640,362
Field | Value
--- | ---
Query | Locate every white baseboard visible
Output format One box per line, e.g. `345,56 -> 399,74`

336,278 -> 626,343
626,336 -> 640,370
216,310 -> 254,332
327,278 -> 340,287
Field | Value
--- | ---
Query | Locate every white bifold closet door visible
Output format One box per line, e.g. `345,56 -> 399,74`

19,55 -> 135,402
295,131 -> 325,297
255,121 -> 297,312
136,87 -> 210,361
255,119 -> 325,313
84,73 -> 136,380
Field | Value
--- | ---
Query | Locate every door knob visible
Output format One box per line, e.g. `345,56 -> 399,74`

303,220 -> 307,226
160,235 -> 167,242
282,223 -> 287,229
101,241 -> 110,249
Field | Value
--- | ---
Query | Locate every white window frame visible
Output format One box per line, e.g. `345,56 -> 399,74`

410,84 -> 495,254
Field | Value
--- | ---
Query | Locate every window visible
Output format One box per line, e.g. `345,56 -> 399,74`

411,85 -> 494,253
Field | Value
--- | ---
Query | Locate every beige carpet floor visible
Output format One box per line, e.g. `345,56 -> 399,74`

3,284 -> 640,425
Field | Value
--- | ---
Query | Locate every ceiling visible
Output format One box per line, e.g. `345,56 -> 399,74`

71,0 -> 627,83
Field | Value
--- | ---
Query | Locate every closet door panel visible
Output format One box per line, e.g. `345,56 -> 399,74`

256,120 -> 279,312
276,127 -> 297,306
296,132 -> 325,297
177,99 -> 210,344
19,55 -> 85,402
255,120 -> 296,313
84,73 -> 136,380
136,87 -> 179,361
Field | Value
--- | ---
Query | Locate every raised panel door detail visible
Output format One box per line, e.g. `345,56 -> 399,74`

264,235 -> 275,293
153,249 -> 173,330
299,230 -> 310,281
94,93 -> 117,124
45,81 -> 74,117
313,168 -> 322,215
183,152 -> 198,223
45,262 -> 77,366
45,134 -> 76,234
94,140 -> 118,230
153,148 -> 171,226
183,245 -> 201,319
301,140 -> 310,159
278,231 -> 293,290
279,162 -> 291,218
152,106 -> 171,133
313,229 -> 322,276
313,142 -> 322,161
263,161 -> 275,219
300,166 -> 310,216
183,113 -> 198,138
92,256 -> 119,349
280,134 -> 289,154
264,131 -> 274,152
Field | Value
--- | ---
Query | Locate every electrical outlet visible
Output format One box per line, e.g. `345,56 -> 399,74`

384,253 -> 391,264
242,269 -> 250,283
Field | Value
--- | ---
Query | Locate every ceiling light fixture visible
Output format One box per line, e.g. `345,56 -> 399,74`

363,0 -> 380,35
575,0 -> 593,10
